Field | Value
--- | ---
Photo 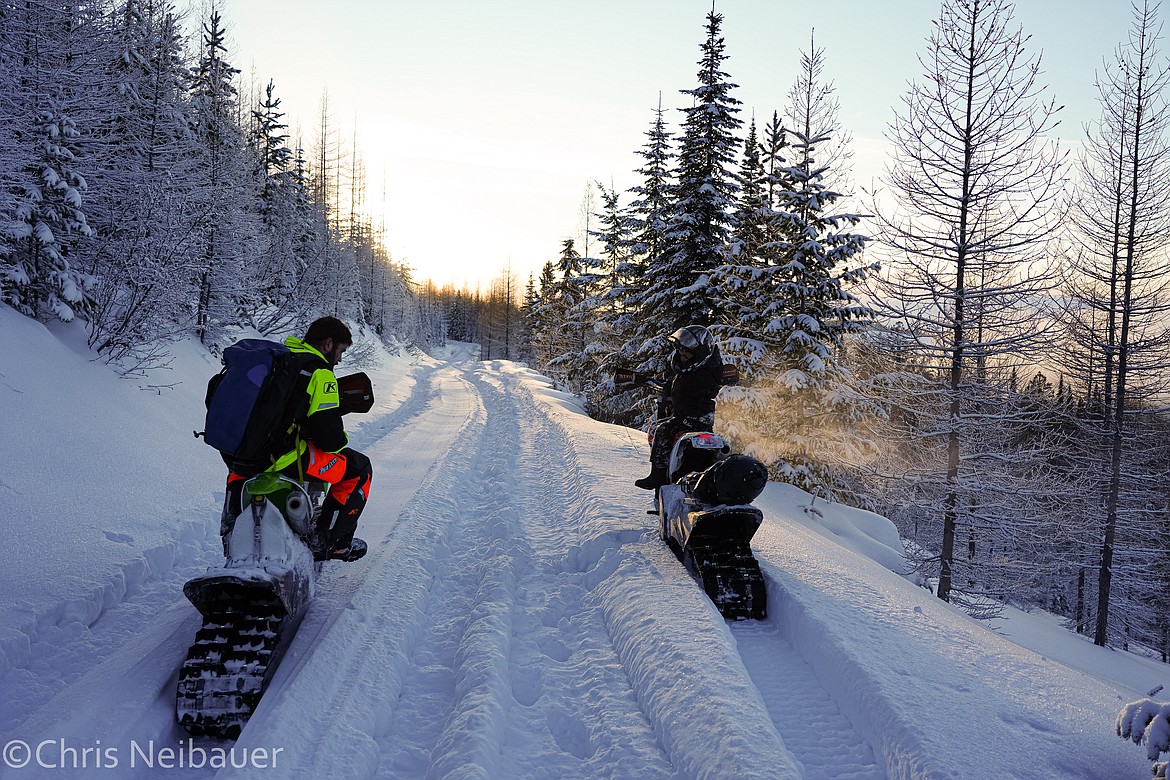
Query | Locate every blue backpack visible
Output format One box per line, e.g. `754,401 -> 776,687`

202,339 -> 318,473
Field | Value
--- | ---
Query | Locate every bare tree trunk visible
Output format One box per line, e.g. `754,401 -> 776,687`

874,0 -> 1064,607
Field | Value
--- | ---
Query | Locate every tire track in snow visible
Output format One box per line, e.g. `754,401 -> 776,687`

501,365 -> 847,779
373,364 -> 674,779
480,366 -> 675,779
509,368 -> 888,778
220,365 -> 488,778
373,367 -> 517,778
732,619 -> 886,780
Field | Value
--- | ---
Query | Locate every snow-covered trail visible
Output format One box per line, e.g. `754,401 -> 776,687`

233,359 -> 684,778
233,357 -> 887,779
6,350 -> 898,779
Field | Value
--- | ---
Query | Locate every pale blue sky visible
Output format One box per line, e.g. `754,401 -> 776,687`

213,0 -> 1135,288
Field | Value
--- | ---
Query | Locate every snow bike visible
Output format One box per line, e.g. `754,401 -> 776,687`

176,372 -> 374,739
617,369 -> 770,620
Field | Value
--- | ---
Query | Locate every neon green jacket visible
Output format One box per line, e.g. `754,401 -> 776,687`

269,337 -> 347,471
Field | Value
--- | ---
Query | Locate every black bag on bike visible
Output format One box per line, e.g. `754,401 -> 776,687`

690,454 -> 769,506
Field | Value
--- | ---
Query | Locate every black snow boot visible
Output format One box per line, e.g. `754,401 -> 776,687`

634,466 -> 669,491
328,538 -> 368,562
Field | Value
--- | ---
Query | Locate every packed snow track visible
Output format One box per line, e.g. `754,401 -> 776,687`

7,348 -> 893,779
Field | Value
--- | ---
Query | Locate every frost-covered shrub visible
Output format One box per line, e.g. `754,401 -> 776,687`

1118,698 -> 1170,777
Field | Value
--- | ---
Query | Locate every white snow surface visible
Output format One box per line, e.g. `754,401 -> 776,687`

0,302 -> 1160,779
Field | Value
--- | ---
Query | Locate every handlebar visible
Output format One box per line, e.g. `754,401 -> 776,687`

614,369 -> 664,390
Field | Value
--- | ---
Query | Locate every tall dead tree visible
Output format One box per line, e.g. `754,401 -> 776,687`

873,0 -> 1066,603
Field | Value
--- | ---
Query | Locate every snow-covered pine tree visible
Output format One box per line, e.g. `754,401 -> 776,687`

619,101 -> 676,391
871,0 -> 1066,606
547,239 -> 598,393
728,116 -> 770,271
712,110 -> 791,373
556,181 -> 639,417
1,0 -> 98,322
252,80 -> 294,216
632,9 -> 741,348
189,9 -> 256,344
788,32 -> 855,198
244,78 -> 312,333
528,260 -> 561,371
0,2 -> 25,247
592,181 -> 636,317
589,181 -> 646,424
716,113 -> 783,374
713,36 -> 873,499
518,272 -> 538,363
770,37 -> 871,384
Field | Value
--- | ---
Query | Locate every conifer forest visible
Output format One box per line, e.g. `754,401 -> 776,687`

4,0 -> 1170,658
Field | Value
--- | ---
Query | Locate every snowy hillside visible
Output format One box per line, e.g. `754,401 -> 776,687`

0,303 -> 1160,779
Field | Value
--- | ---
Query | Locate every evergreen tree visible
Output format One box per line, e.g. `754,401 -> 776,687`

1,1 -> 98,322
244,78 -> 308,332
620,100 -> 676,385
769,36 -> 871,382
758,112 -> 789,215
586,183 -> 634,338
567,184 -> 635,415
253,80 -> 294,213
547,239 -> 595,391
528,260 -> 560,370
728,115 -> 770,269
518,272 -> 538,363
633,9 -> 742,343
189,9 -> 254,343
713,36 -> 872,498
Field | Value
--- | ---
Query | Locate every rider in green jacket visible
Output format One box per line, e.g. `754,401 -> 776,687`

226,317 -> 372,562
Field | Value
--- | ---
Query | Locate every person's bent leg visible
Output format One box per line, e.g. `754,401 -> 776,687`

307,447 -> 372,561
635,418 -> 679,490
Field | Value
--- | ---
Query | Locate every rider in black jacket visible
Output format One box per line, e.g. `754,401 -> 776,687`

635,325 -> 723,490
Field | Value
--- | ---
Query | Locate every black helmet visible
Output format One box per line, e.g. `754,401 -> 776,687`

668,325 -> 714,368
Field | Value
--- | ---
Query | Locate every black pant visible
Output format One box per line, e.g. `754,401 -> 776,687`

651,414 -> 715,469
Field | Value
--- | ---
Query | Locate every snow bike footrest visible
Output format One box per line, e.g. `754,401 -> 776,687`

684,541 -> 767,621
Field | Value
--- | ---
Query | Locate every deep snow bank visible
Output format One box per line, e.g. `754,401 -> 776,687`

753,484 -> 1152,779
0,307 -> 223,683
